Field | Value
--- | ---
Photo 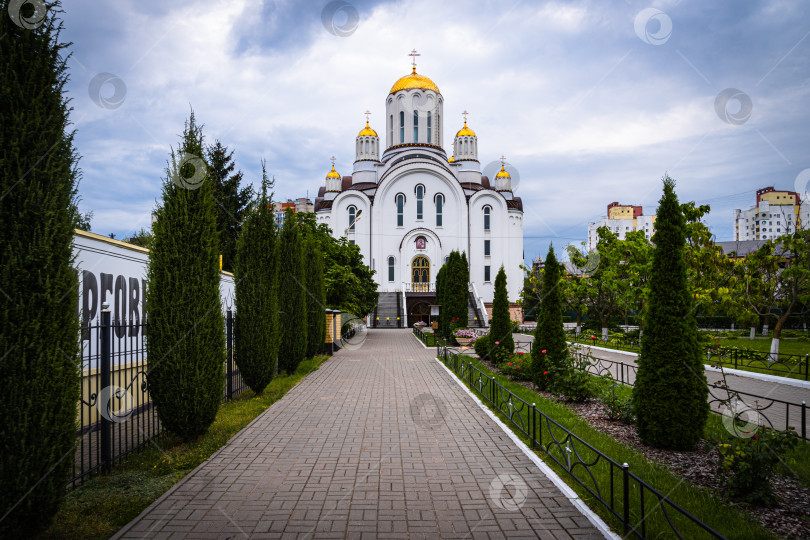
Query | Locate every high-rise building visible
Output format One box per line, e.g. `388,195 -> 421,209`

733,186 -> 806,241
273,197 -> 314,226
587,202 -> 655,250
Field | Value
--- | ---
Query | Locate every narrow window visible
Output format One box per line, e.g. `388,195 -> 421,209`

484,265 -> 491,282
399,111 -> 404,143
388,256 -> 395,282
484,239 -> 490,256
389,114 -> 393,143
348,205 -> 356,231
416,185 -> 424,220
435,194 -> 443,227
413,111 -> 418,142
396,194 -> 404,227
427,111 -> 432,143
484,206 -> 491,231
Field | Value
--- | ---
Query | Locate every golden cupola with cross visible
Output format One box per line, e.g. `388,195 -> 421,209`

453,110 -> 478,162
383,49 -> 444,152
355,110 -> 380,163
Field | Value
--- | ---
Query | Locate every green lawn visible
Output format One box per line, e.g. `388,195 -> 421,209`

717,336 -> 810,356
438,347 -> 774,539
42,355 -> 329,540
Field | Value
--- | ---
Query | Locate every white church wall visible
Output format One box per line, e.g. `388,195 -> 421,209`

469,192 -> 511,303
331,192 -> 372,266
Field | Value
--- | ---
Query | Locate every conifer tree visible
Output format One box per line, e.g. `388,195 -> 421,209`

303,226 -> 326,357
233,163 -> 278,393
145,111 -> 225,440
435,264 -> 446,334
632,176 -> 709,450
0,2 -> 81,534
532,245 -> 567,389
207,141 -> 253,272
490,266 -> 515,354
276,209 -> 307,372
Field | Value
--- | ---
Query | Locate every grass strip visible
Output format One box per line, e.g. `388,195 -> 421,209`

437,346 -> 774,539
42,355 -> 329,540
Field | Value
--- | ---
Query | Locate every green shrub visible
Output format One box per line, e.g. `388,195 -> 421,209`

600,381 -> 636,424
532,245 -> 567,390
499,352 -> 532,381
549,354 -> 596,402
633,177 -> 709,450
718,427 -> 800,506
0,4 -> 82,533
303,232 -> 326,358
489,266 -> 514,353
234,170 -> 279,394
474,334 -> 491,358
276,209 -> 307,373
146,112 -> 225,441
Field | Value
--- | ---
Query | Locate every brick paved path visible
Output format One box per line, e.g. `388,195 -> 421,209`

114,329 -> 605,539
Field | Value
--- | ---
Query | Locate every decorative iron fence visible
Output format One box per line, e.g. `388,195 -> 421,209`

707,347 -> 809,380
437,345 -> 726,539
73,308 -> 246,486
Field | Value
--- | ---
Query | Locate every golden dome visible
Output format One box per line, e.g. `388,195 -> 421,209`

495,164 -> 511,178
357,121 -> 378,137
326,164 -> 340,179
389,66 -> 440,95
448,155 -> 455,163
455,121 -> 476,138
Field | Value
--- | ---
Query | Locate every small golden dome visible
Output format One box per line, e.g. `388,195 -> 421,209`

448,155 -> 455,163
326,164 -> 340,179
495,164 -> 511,178
455,121 -> 476,138
389,66 -> 440,95
357,121 -> 378,137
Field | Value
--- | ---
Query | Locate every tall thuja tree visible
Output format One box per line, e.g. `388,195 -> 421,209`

632,176 -> 708,450
276,208 -> 307,372
302,223 -> 326,357
490,266 -> 515,354
233,163 -> 278,394
146,111 -> 225,440
207,140 -> 253,272
532,246 -> 567,389
435,264 -> 447,334
0,2 -> 81,535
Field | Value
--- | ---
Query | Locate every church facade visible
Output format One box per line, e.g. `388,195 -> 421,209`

314,55 -> 524,326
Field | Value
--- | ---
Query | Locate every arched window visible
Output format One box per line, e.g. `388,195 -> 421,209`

399,111 -> 404,143
435,193 -> 444,227
416,185 -> 424,220
427,111 -> 432,143
388,256 -> 395,282
389,114 -> 393,143
396,194 -> 404,227
483,206 -> 491,231
365,140 -> 369,154
348,205 -> 357,231
413,111 -> 418,142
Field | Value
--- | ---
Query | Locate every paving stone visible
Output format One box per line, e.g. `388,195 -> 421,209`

112,330 -> 604,539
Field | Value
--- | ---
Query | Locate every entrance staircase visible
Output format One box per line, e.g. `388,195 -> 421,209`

468,291 -> 486,328
373,292 -> 402,328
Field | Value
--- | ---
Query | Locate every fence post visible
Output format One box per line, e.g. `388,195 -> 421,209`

805,355 -> 808,381
226,309 -> 233,401
802,401 -> 807,440
100,304 -> 112,473
530,403 -> 536,449
622,462 -> 630,535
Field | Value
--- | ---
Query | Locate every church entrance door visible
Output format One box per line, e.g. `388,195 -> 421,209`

411,256 -> 430,293
409,302 -> 430,326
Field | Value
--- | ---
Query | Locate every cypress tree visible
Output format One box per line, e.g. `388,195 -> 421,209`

276,209 -> 307,372
0,2 -> 81,534
632,176 -> 709,450
490,266 -> 515,353
303,227 -> 326,357
435,264 -> 446,334
145,111 -> 225,441
233,164 -> 278,394
532,245 -> 567,389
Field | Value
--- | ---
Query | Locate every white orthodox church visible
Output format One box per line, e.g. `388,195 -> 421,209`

315,53 -> 524,327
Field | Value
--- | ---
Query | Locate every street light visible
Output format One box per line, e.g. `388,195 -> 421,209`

345,209 -> 362,235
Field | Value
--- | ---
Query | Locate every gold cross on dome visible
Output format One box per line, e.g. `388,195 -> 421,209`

330,156 -> 336,167
500,155 -> 506,166
364,110 -> 371,123
462,110 -> 469,123
409,49 -> 420,69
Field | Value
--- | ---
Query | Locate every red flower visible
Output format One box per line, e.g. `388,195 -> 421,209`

516,367 -> 520,370
590,335 -> 596,339
495,341 -> 500,345
543,371 -> 548,375
753,435 -> 757,440
541,349 -> 546,354
508,363 -> 513,366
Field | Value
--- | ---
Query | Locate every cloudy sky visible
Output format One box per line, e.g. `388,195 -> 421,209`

59,0 -> 810,262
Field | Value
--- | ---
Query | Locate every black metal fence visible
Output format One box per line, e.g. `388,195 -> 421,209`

707,347 -> 810,380
73,309 -> 246,486
436,344 -> 726,539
